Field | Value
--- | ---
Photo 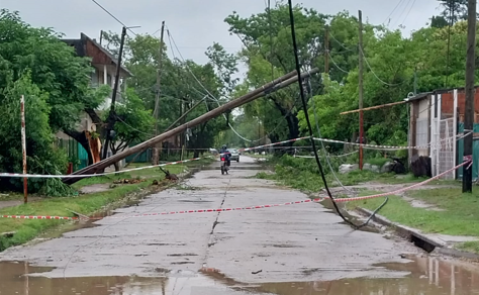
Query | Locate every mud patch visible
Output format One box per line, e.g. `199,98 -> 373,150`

171,261 -> 195,265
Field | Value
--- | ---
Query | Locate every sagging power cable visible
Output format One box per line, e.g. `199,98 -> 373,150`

287,0 -> 366,229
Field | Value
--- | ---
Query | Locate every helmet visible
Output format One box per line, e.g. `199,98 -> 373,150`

222,144 -> 227,150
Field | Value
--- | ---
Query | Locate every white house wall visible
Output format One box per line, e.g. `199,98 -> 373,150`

414,98 -> 430,157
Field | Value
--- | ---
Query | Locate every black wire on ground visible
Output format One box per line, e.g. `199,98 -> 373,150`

286,0 -> 384,229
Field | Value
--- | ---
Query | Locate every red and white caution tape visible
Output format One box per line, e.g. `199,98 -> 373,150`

333,158 -> 471,202
1,131 -> 471,178
313,130 -> 472,151
0,215 -> 79,220
0,158 -> 202,179
0,198 -> 326,221
1,159 -> 470,221
238,136 -> 310,152
294,151 -> 358,159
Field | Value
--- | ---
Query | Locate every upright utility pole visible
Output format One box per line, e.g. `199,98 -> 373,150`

20,95 -> 28,204
324,25 -> 329,74
102,26 -> 127,161
152,21 -> 166,165
358,10 -> 364,170
413,68 -> 418,95
463,0 -> 476,193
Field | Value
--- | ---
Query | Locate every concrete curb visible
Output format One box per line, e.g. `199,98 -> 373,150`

355,207 -> 479,261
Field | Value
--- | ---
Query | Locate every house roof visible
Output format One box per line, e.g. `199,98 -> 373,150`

404,85 -> 479,103
62,33 -> 133,77
404,92 -> 432,103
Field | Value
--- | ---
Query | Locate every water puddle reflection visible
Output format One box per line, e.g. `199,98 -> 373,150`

1,256 -> 479,294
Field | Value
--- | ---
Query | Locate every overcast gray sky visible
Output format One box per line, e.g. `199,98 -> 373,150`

4,0 -> 442,70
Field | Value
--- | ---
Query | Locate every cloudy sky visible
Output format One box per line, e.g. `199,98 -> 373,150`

4,0 -> 442,70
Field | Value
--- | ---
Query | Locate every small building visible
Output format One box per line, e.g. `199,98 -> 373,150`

405,86 -> 479,180
57,33 -> 133,171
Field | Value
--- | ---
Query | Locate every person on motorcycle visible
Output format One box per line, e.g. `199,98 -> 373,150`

220,144 -> 231,167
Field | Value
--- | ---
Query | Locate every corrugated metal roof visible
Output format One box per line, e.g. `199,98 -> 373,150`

62,33 -> 133,77
404,92 -> 432,103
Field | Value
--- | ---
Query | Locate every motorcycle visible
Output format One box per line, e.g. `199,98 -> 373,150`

220,155 -> 230,175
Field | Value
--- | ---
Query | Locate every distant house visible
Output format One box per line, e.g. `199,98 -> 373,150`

56,33 -> 133,171
405,86 -> 479,180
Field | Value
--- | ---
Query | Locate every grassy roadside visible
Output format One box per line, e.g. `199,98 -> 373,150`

346,188 -> 479,254
0,158 -> 213,251
255,155 -> 459,191
254,155 -> 479,254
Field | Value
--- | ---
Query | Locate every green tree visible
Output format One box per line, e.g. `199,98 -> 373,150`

0,74 -> 69,192
438,0 -> 468,25
101,30 -> 228,159
0,9 -> 103,192
107,88 -> 155,171
205,42 -> 239,97
224,2 -> 328,142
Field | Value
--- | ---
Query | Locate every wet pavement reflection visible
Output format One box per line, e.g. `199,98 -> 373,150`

2,256 -> 479,295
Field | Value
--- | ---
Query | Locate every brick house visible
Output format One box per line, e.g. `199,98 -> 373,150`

405,86 -> 479,180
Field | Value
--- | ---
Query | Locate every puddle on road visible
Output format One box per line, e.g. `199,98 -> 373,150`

2,256 -> 479,294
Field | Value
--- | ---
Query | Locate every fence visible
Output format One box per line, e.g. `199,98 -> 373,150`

55,139 -> 89,172
457,123 -> 479,181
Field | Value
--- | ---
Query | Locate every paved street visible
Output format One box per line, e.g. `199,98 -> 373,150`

3,156 -> 472,295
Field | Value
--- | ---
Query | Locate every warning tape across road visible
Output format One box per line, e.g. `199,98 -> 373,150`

0,157 -> 470,221
0,158 -> 202,179
0,131 -> 471,179
0,199 -> 326,221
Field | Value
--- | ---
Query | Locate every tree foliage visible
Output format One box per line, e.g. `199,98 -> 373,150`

0,9 -> 101,193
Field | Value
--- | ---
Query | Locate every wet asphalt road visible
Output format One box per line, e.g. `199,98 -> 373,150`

4,156 -> 478,294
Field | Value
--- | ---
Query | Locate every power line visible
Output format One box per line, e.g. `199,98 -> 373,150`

166,27 -> 273,143
383,0 -> 407,25
287,0 -> 357,228
329,54 -> 350,74
360,48 -> 403,86
399,0 -> 417,26
91,0 -> 139,35
329,33 -> 356,52
392,0 -> 413,28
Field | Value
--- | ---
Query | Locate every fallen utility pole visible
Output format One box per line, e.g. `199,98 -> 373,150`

339,101 -> 406,115
463,0 -> 476,193
102,26 -> 127,160
63,69 -> 318,184
123,96 -> 207,169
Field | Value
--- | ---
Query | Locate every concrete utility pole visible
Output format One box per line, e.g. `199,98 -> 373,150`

102,26 -> 127,161
20,95 -> 27,204
358,10 -> 364,170
63,69 -> 319,184
463,0 -> 476,193
324,25 -> 329,74
152,21 -> 166,165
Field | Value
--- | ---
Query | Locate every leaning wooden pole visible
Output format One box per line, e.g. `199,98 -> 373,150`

63,69 -> 319,184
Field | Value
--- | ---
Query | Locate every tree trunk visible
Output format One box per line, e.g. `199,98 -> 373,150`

285,113 -> 300,140
113,161 -> 120,172
63,129 -> 94,165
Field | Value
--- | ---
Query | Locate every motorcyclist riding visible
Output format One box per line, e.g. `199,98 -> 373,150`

220,144 -> 231,167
